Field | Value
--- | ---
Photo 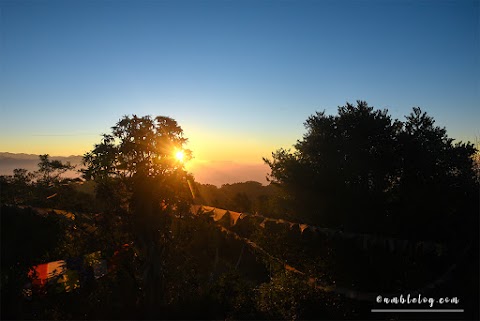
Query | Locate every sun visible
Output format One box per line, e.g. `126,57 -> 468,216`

175,150 -> 184,162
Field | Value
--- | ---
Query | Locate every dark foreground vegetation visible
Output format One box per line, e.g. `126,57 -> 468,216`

1,102 -> 479,320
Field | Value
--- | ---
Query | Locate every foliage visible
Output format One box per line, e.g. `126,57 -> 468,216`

82,115 -> 194,314
256,271 -> 342,320
0,169 -> 34,204
208,270 -> 258,319
3,108 -> 478,320
82,115 -> 194,218
0,155 -> 91,210
37,154 -> 75,185
470,138 -> 480,183
194,181 -> 283,216
264,101 -> 478,240
83,115 -> 191,180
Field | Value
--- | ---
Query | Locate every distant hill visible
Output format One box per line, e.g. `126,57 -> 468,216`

0,152 -> 83,178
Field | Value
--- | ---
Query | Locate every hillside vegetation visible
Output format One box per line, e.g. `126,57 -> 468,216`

1,105 -> 478,320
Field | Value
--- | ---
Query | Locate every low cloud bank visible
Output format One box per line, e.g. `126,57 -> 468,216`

0,153 -> 270,186
0,153 -> 82,178
188,160 -> 270,186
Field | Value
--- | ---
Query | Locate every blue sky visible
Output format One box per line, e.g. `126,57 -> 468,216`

0,0 -> 478,182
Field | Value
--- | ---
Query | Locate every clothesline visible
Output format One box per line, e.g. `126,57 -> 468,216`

190,205 -> 445,256
19,204 -> 442,255
194,205 -> 467,302
214,221 -> 375,300
18,205 -> 459,302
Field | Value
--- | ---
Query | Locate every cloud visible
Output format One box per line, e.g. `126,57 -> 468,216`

0,153 -> 83,178
0,153 -> 272,186
188,160 -> 270,186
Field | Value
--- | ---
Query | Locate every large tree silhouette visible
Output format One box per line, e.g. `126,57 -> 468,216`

264,101 -> 478,240
83,115 -> 193,313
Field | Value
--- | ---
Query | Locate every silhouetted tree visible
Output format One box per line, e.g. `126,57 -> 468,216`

264,101 -> 478,240
0,169 -> 35,205
394,107 -> 478,239
0,155 -> 77,206
474,140 -> 480,183
82,115 -> 193,314
36,154 -> 75,185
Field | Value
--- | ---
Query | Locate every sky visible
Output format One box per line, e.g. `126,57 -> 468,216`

1,0 -> 479,185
